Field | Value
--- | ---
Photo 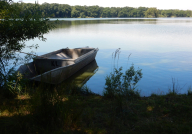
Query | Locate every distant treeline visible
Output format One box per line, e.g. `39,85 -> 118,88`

14,2 -> 192,18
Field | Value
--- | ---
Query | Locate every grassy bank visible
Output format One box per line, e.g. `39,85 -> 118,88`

0,83 -> 192,134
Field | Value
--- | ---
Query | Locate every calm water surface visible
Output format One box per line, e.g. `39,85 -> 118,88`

25,18 -> 192,96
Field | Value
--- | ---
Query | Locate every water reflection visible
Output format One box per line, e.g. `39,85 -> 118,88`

51,18 -> 192,28
52,18 -> 160,29
60,60 -> 98,87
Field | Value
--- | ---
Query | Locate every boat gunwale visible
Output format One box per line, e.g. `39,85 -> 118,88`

35,47 -> 96,61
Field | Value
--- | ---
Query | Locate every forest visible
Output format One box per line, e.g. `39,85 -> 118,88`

12,2 -> 192,18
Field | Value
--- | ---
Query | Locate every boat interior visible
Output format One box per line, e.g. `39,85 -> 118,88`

36,48 -> 94,60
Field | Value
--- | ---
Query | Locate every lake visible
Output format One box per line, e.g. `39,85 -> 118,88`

24,18 -> 192,96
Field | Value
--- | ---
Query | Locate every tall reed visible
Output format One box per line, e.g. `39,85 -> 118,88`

104,48 -> 142,99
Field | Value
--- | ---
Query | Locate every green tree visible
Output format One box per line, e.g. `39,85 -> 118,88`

137,7 -> 148,17
130,9 -> 138,17
0,1 -> 53,91
118,10 -> 125,17
7,2 -> 192,18
101,7 -> 111,17
110,7 -> 119,17
71,7 -> 80,17
87,6 -> 101,17
80,12 -> 86,18
161,10 -> 173,17
145,8 -> 159,18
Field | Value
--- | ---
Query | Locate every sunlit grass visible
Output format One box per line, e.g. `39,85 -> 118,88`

16,94 -> 31,100
147,106 -> 154,111
0,104 -> 30,117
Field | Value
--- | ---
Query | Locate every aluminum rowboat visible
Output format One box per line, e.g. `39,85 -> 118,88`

17,47 -> 99,84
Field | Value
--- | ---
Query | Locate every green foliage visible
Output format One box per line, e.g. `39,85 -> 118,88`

159,9 -> 192,17
101,7 -> 111,17
103,49 -> 142,99
0,1 -> 53,97
4,2 -> 192,19
104,65 -> 142,99
0,67 -> 17,98
71,7 -> 80,18
0,66 -> 30,99
145,8 -> 159,18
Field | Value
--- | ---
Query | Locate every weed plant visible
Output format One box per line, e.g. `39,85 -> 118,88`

167,78 -> 186,96
0,69 -> 29,99
104,48 -> 142,100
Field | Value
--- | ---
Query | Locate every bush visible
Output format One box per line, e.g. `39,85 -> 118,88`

0,67 -> 28,98
103,64 -> 142,99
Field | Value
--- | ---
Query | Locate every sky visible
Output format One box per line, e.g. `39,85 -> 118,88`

18,0 -> 192,10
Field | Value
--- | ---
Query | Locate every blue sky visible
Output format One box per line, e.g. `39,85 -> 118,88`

18,0 -> 192,10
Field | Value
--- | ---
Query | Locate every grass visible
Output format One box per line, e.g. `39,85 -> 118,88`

0,83 -> 192,134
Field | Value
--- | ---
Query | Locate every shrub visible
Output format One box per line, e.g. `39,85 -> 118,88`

103,64 -> 142,99
0,67 -> 28,98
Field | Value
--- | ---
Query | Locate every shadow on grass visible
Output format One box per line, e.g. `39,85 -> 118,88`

1,82 -> 192,134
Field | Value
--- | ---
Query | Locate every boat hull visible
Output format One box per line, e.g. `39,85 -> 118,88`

17,48 -> 98,84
